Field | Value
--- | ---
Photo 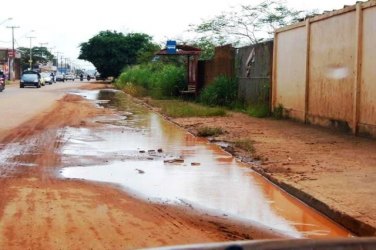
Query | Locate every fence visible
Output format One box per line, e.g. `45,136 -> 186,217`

198,44 -> 235,88
236,41 -> 273,106
273,1 -> 376,137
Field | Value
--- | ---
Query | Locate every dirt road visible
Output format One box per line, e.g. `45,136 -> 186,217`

0,83 -> 285,249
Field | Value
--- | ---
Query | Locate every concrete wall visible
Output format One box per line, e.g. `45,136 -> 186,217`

274,27 -> 307,121
359,6 -> 376,136
273,1 -> 376,137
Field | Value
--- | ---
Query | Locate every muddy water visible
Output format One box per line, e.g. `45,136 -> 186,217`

61,89 -> 351,238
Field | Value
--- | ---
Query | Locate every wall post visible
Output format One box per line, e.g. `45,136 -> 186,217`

304,19 -> 311,123
352,3 -> 363,134
271,32 -> 278,111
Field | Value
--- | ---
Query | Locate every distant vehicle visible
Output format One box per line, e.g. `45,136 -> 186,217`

0,71 -> 5,92
55,73 -> 65,82
95,74 -> 106,81
65,74 -> 75,81
20,70 -> 41,88
41,72 -> 53,85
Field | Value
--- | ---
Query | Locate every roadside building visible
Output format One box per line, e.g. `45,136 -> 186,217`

0,48 -> 21,80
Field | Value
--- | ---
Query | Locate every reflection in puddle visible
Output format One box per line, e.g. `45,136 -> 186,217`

61,90 -> 351,238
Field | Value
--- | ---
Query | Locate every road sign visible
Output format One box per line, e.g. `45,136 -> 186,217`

7,50 -> 14,58
166,40 -> 176,54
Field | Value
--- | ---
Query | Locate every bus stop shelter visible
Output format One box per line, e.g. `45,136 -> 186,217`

156,44 -> 201,95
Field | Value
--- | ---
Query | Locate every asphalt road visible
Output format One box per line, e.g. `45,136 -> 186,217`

0,80 -> 89,136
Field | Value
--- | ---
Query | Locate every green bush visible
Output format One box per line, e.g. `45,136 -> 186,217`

150,64 -> 185,99
199,76 -> 238,107
115,63 -> 185,99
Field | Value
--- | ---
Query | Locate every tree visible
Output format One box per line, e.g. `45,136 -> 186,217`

78,30 -> 158,78
136,42 -> 161,64
18,47 -> 54,70
190,0 -> 314,46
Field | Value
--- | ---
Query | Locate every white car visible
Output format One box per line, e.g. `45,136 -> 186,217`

41,72 -> 53,85
65,74 -> 75,81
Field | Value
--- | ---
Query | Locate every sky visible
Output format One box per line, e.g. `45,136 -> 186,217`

0,0 -> 366,69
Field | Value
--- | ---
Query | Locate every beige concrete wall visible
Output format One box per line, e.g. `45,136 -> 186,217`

360,7 -> 376,129
275,27 -> 306,120
308,12 -> 356,123
273,2 -> 376,137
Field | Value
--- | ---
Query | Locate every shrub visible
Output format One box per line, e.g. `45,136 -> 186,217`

233,139 -> 255,154
122,83 -> 148,97
115,63 -> 185,99
197,126 -> 224,137
199,76 -> 238,107
150,64 -> 185,99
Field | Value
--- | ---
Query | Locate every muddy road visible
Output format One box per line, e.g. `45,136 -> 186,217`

0,83 -> 351,249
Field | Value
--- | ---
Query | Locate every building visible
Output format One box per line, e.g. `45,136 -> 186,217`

0,48 -> 21,80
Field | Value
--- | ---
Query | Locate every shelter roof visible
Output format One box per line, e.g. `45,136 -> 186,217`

156,44 -> 201,56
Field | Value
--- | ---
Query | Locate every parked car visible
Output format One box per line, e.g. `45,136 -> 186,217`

41,72 -> 53,85
20,70 -> 41,88
0,71 -> 5,92
55,73 -> 65,82
65,74 -> 75,81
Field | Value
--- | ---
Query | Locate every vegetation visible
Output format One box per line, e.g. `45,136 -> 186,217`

272,104 -> 284,119
148,99 -> 226,118
190,0 -> 314,46
18,47 -> 54,70
244,103 -> 270,118
199,76 -> 238,107
233,139 -> 255,154
79,31 -> 159,78
197,126 -> 224,137
116,63 -> 185,99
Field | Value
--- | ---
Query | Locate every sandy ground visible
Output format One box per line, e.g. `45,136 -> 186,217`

160,110 -> 376,237
0,84 -> 285,249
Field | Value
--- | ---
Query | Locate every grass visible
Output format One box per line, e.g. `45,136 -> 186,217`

272,104 -> 284,119
148,99 -> 226,118
197,126 -> 224,137
121,83 -> 148,97
233,139 -> 255,154
245,103 -> 270,118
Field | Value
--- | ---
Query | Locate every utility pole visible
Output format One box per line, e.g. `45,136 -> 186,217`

64,58 -> 68,72
60,55 -> 64,73
6,25 -> 20,80
26,36 -> 36,70
48,46 -> 55,65
39,42 -> 48,62
55,51 -> 61,69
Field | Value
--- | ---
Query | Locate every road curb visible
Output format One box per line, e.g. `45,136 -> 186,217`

250,166 -> 376,237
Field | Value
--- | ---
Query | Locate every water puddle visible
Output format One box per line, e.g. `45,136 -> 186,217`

60,89 -> 352,238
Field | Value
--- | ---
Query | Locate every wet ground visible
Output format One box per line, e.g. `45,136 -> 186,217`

53,89 -> 351,238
